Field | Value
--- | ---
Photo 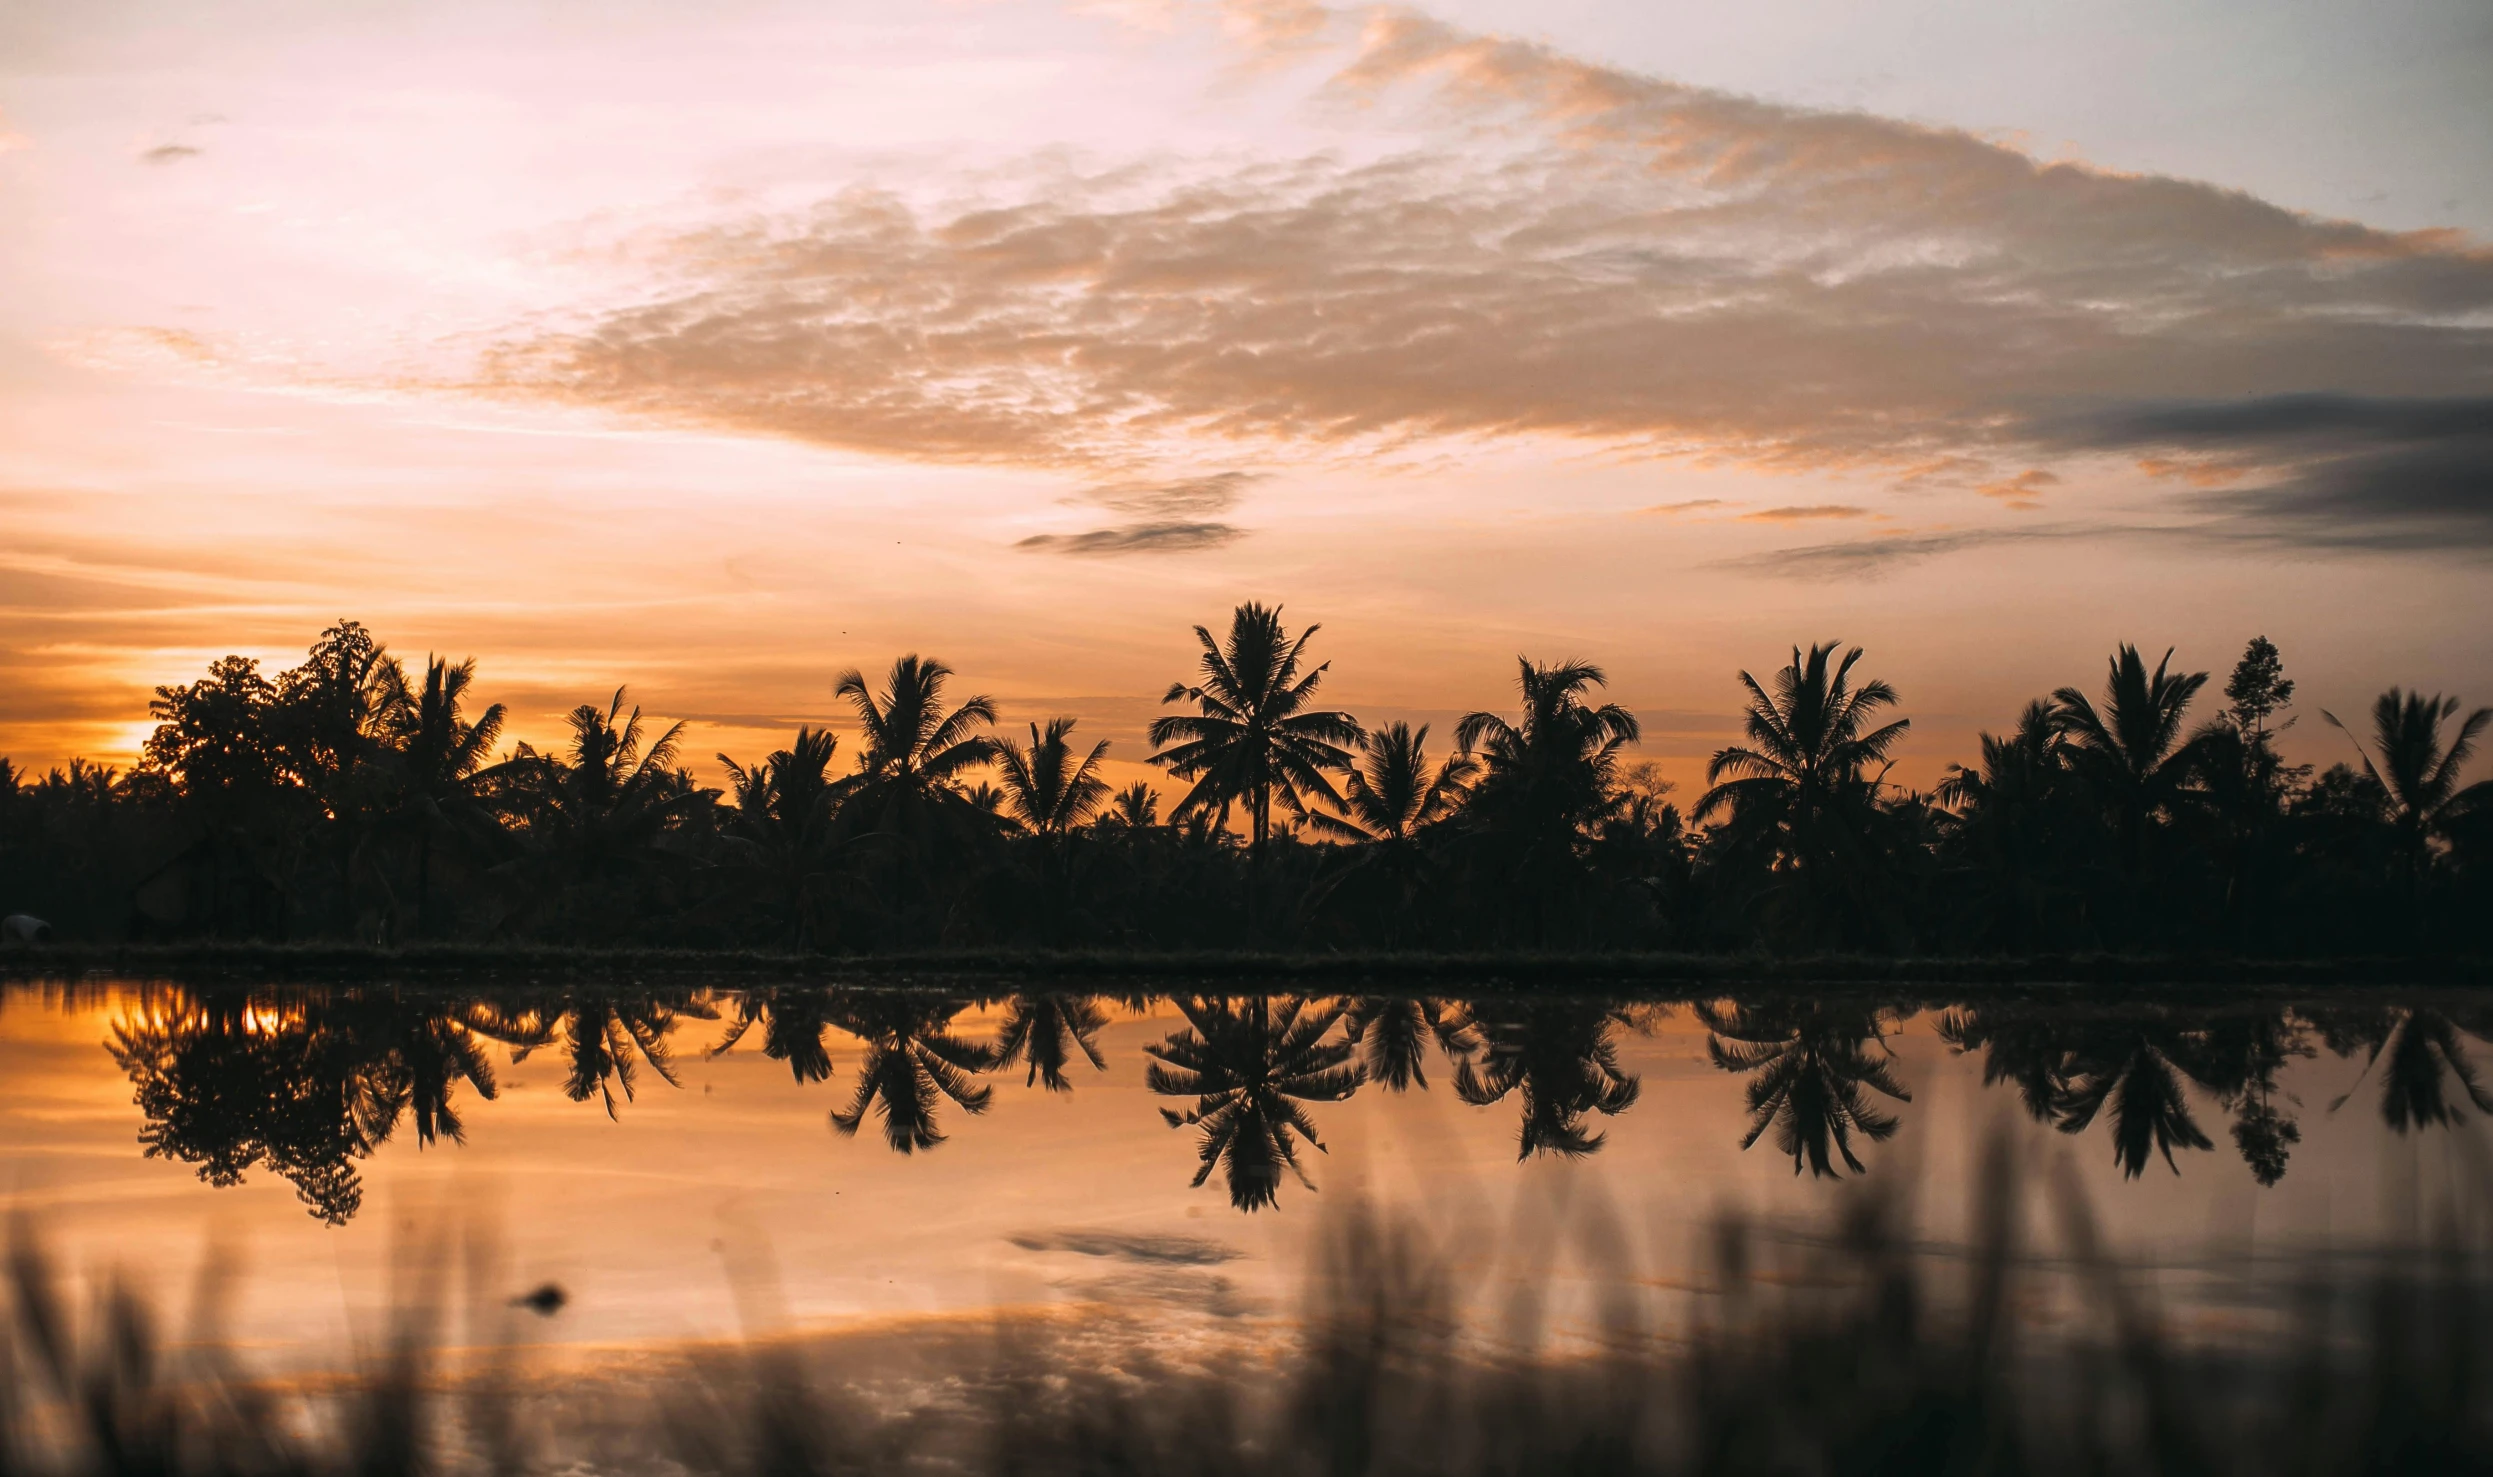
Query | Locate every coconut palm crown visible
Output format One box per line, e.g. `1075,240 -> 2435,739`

992,717 -> 1113,836
1148,603 -> 1361,851
1308,722 -> 1475,843
1698,642 -> 1908,828
2323,688 -> 2492,882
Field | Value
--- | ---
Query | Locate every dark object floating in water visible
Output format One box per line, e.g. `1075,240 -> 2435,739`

511,1283 -> 567,1316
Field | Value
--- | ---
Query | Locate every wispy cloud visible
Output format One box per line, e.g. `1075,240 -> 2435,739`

1015,520 -> 1245,555
1722,525 -> 2095,577
1079,470 -> 1262,517
1738,504 -> 1871,523
1638,498 -> 1726,516
140,143 -> 200,164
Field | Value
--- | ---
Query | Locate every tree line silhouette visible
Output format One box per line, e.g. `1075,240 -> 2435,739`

91,984 -> 2493,1221
3,608 -> 2488,953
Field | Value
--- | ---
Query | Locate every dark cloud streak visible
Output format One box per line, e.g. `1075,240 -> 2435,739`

2042,394 -> 2493,549
1015,520 -> 1245,555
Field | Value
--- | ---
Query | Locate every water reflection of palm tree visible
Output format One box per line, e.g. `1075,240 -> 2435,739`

993,992 -> 1109,1092
1146,996 -> 1360,1211
1450,1000 -> 1641,1159
827,994 -> 997,1152
342,993 -> 503,1147
1935,1005 -> 2066,1122
1945,1005 -> 2295,1183
2050,1022 -> 2219,1178
712,986 -> 842,1084
481,989 -> 702,1120
2318,1007 -> 2493,1131
1343,996 -> 1477,1092
1699,1002 -> 1910,1177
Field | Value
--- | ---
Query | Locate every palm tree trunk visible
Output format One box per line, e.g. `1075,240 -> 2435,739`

415,828 -> 434,939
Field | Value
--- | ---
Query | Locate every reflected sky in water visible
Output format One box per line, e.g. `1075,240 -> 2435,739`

2,981 -> 2487,1370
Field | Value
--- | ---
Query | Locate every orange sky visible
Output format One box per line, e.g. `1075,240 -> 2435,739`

3,0 -> 2489,798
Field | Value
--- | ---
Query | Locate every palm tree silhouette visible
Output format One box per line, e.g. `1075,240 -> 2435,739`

993,991 -> 1110,1091
833,658 -> 999,923
1304,724 -> 1473,941
1146,996 -> 1360,1210
1455,660 -> 1639,941
511,688 -> 708,885
1450,999 -> 1642,1158
2322,689 -> 2492,892
717,726 -> 844,948
1091,781 -> 1160,837
1699,1001 -> 1911,1177
1697,643 -> 1909,946
2052,646 -> 2212,895
1148,603 -> 1360,855
827,994 -> 997,1152
991,718 -> 1113,836
1308,723 -> 1474,843
346,994 -> 503,1147
1935,1004 -> 2070,1123
386,655 -> 509,937
1936,701 -> 2077,950
1343,996 -> 1478,1092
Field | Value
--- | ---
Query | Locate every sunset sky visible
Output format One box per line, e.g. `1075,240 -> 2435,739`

3,0 -> 2488,796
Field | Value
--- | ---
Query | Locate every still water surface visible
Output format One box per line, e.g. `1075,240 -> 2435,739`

2,980 -> 2487,1368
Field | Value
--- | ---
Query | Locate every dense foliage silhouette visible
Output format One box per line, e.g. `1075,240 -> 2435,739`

4,612 -> 2490,954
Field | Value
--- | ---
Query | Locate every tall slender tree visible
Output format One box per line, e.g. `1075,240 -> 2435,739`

1149,604 -> 1361,854
2052,645 -> 2211,893
1698,643 -> 1909,944
388,655 -> 510,936
716,727 -> 843,947
991,718 -> 1113,837
1455,660 -> 1639,941
2323,688 -> 2491,891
